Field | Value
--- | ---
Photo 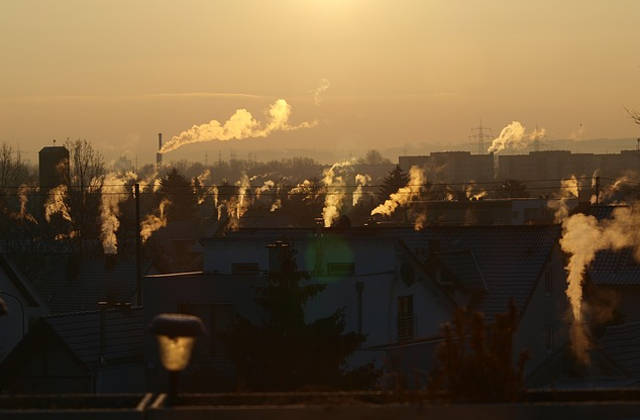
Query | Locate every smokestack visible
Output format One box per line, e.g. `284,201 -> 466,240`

156,133 -> 163,167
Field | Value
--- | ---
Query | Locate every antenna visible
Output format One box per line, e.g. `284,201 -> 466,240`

470,119 -> 492,154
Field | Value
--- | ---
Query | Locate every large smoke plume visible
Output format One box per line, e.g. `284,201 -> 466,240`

322,161 -> 352,227
159,99 -> 316,154
487,121 -> 546,153
371,166 -> 425,217
100,172 -> 136,255
560,205 -> 640,363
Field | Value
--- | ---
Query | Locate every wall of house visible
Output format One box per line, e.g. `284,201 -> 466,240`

515,244 -> 569,377
8,335 -> 89,393
0,269 -> 46,362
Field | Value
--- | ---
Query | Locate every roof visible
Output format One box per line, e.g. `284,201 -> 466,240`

600,321 -> 640,379
34,256 -> 140,313
0,254 -> 46,308
42,307 -> 144,368
403,225 -> 560,318
589,249 -> 640,286
435,249 -> 486,291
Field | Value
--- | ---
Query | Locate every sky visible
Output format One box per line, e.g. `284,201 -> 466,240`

1,0 -> 640,164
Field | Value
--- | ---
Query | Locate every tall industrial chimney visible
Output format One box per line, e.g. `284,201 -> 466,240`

156,133 -> 163,167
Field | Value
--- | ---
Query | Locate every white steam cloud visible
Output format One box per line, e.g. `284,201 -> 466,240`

487,121 -> 546,153
312,78 -> 330,105
159,99 -> 316,154
371,166 -> 425,216
322,161 -> 352,227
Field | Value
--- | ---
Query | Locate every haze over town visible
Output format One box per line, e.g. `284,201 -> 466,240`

2,1 -> 640,163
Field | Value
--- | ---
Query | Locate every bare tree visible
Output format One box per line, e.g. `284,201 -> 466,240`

65,139 -> 105,192
625,107 -> 640,127
64,139 -> 106,248
0,143 -> 28,188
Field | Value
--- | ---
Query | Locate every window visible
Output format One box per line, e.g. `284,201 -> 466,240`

231,262 -> 260,274
397,295 -> 414,341
327,262 -> 355,276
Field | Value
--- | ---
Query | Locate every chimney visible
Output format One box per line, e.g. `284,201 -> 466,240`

156,133 -> 163,167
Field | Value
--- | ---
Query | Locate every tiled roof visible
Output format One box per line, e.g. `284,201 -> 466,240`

589,249 -> 640,286
404,225 -> 560,318
435,249 -> 486,291
600,321 -> 640,378
43,307 -> 144,367
34,257 -> 139,313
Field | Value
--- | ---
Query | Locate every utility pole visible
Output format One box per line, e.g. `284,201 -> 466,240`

135,183 -> 142,306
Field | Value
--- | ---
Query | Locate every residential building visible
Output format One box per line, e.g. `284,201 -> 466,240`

0,307 -> 144,393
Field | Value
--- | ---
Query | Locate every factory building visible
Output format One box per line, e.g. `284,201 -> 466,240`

400,150 -> 640,190
399,152 -> 494,184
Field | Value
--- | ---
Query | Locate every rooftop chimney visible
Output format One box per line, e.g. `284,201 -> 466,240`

156,133 -> 163,167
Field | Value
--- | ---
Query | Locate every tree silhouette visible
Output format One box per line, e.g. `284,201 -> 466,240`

378,165 -> 409,203
428,301 -> 529,402
226,246 -> 378,390
158,168 -> 196,222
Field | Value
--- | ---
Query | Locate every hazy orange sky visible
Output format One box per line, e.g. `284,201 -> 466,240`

1,0 -> 640,163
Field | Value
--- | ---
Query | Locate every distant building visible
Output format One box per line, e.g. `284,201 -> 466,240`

399,150 -> 640,195
38,145 -> 69,190
399,152 -> 494,184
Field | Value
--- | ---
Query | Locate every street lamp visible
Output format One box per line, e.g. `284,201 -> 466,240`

149,313 -> 206,404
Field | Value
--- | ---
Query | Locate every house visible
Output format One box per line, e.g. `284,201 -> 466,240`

145,224 -> 570,389
0,254 -> 48,362
0,306 -> 144,393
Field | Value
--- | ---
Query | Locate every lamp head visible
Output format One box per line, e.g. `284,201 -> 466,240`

149,313 -> 206,371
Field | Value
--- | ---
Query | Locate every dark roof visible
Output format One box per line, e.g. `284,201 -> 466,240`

43,307 -> 144,367
589,249 -> 640,286
600,321 -> 640,379
0,254 -> 45,307
34,256 -> 139,313
404,225 -> 560,318
435,249 -> 486,291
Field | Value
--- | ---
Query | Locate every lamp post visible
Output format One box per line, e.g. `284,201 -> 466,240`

149,313 -> 206,405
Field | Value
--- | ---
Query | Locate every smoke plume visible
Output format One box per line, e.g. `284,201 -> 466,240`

159,99 -> 316,154
312,78 -> 330,105
141,199 -> 170,243
465,182 -> 487,201
44,185 -> 71,223
322,161 -> 352,227
100,173 -> 136,255
371,166 -> 425,216
487,121 -> 546,153
353,174 -> 372,206
548,175 -> 580,223
12,184 -> 37,223
560,206 -> 640,363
